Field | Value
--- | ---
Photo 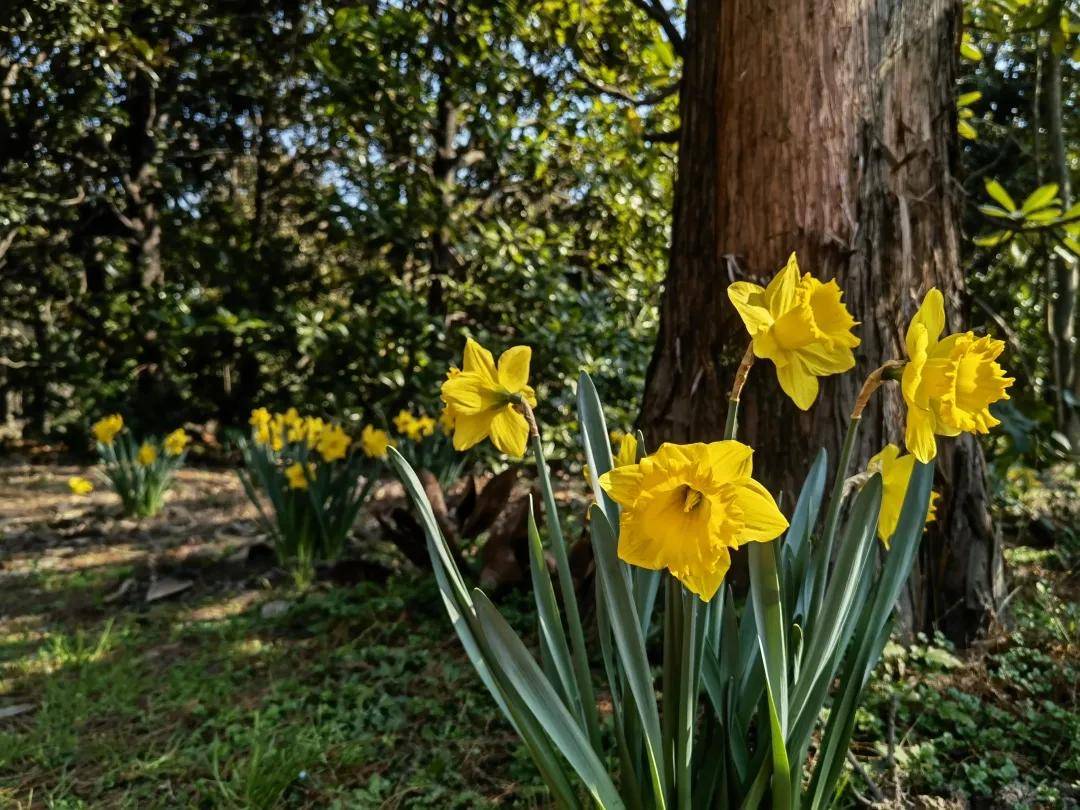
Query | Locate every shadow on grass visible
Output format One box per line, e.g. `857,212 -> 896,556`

0,571 -> 543,809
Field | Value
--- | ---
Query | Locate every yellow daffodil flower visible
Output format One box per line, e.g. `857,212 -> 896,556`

315,424 -> 352,462
438,407 -> 456,435
293,416 -> 325,446
440,338 -> 537,457
285,461 -> 315,490
614,433 -> 638,468
728,253 -> 860,410
250,408 -> 273,445
599,441 -> 789,601
163,428 -> 190,456
137,442 -> 158,466
413,415 -> 437,439
249,408 -> 271,429
361,425 -> 395,459
866,444 -> 939,547
586,433 -> 639,487
393,410 -> 417,436
901,289 -> 1014,462
92,414 -> 124,445
68,476 -> 94,495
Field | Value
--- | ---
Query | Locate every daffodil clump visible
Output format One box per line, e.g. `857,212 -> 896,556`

392,263 -> 1013,810
236,408 -> 381,584
87,415 -> 190,518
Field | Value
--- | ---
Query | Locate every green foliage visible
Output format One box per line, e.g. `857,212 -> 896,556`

962,0 -> 1080,455
391,372 -> 937,808
0,0 -> 676,447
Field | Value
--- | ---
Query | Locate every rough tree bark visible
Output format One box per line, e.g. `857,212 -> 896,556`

640,0 -> 1004,642
1044,32 -> 1079,448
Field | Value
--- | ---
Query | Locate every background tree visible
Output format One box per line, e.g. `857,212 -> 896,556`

639,0 -> 1012,641
0,0 -> 678,446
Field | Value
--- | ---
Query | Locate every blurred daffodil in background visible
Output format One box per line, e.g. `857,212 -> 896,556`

361,425 -> 394,459
284,462 -> 314,490
91,414 -> 124,446
136,442 -> 158,466
163,428 -> 190,456
68,476 -> 94,495
866,444 -> 940,547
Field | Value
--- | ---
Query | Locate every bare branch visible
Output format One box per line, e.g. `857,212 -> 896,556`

575,71 -> 679,105
630,0 -> 685,57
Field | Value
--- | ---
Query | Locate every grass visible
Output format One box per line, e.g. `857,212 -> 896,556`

0,577 -> 550,808
1,462 -> 1077,808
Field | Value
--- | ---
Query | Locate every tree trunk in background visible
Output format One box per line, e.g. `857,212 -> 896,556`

1044,39 -> 1079,449
641,0 -> 1005,642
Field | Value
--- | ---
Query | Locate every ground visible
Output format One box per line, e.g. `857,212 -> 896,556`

0,462 -> 1077,808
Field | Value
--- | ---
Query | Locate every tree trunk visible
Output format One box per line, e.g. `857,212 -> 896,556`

427,2 -> 460,317
641,0 -> 1004,642
1044,36 -> 1079,449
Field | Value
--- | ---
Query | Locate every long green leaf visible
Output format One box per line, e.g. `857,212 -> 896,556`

789,475 -> 882,732
784,449 -> 828,623
578,372 -> 619,528
528,498 -> 585,725
532,434 -> 602,749
590,506 -> 668,809
749,541 -> 790,810
472,591 -> 626,810
388,449 -> 581,807
807,460 -> 934,808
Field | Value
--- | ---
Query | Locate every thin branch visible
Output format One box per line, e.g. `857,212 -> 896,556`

643,127 -> 680,143
575,71 -> 679,105
846,751 -> 886,804
629,0 -> 685,56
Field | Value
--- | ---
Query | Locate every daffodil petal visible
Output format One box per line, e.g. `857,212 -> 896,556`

796,341 -> 856,375
599,465 -> 644,505
771,304 -> 820,350
907,288 -> 945,354
462,338 -> 498,382
905,405 -> 937,463
497,346 -> 531,393
703,440 -> 754,481
452,411 -> 493,451
764,252 -> 801,315
441,373 -> 486,414
488,407 -> 529,457
775,357 -> 819,410
733,479 -> 789,541
727,282 -> 773,336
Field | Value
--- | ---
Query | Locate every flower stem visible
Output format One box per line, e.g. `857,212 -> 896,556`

520,401 -> 602,750
806,360 -> 903,629
676,588 -> 698,810
806,416 -> 861,631
724,343 -> 756,439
